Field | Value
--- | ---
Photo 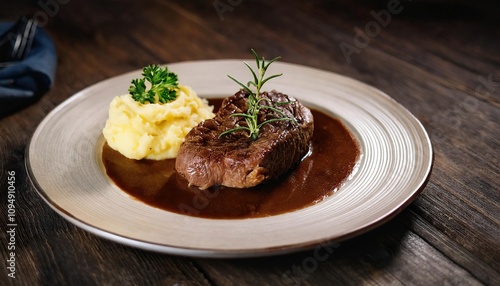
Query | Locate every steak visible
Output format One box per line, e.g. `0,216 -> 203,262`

175,90 -> 314,189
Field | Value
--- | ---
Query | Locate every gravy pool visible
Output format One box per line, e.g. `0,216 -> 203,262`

102,99 -> 360,219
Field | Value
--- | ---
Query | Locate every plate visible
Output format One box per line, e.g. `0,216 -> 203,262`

26,60 -> 433,258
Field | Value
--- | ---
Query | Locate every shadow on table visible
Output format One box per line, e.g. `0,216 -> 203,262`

195,208 -> 414,284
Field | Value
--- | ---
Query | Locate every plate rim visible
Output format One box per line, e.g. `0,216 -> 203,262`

26,59 -> 433,258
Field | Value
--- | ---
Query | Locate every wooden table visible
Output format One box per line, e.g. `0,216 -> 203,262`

1,0 -> 498,285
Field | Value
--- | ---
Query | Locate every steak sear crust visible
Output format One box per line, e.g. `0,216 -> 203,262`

175,90 -> 314,189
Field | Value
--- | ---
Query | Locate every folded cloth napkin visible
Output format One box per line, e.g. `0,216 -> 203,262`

0,22 -> 57,117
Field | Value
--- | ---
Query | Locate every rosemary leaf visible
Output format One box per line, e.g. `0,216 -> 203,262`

222,49 -> 296,140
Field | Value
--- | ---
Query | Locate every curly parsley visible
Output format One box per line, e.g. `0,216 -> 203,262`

129,65 -> 179,104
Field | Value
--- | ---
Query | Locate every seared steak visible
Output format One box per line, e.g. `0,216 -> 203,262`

175,90 -> 314,189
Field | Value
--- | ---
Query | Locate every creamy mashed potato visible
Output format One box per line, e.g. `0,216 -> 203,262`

103,85 -> 214,160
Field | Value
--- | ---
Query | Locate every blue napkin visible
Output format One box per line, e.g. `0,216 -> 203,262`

0,22 -> 57,117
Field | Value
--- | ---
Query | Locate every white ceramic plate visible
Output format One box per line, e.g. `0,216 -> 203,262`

26,60 -> 433,258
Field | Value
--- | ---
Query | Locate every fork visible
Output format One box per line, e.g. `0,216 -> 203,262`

0,16 -> 38,67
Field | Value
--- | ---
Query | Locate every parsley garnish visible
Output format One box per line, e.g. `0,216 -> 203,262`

129,65 -> 179,104
220,49 -> 296,140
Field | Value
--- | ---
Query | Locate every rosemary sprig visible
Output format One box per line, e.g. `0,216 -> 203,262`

220,49 -> 295,140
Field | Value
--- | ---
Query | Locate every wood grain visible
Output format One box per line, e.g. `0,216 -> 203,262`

0,0 -> 498,285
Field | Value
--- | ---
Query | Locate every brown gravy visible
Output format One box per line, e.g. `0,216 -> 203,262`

102,99 -> 360,219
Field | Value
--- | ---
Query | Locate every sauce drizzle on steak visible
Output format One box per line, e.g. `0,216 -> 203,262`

175,90 -> 314,189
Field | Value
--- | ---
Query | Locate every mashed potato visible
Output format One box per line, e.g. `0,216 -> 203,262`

103,85 -> 214,160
